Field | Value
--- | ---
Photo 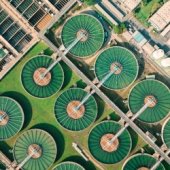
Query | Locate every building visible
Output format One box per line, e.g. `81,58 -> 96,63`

120,0 -> 141,12
0,1 -> 38,80
7,0 -> 57,32
101,0 -> 125,22
149,1 -> 170,31
142,42 -> 156,56
95,4 -> 118,26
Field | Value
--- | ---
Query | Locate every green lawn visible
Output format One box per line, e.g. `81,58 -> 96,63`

134,0 -> 163,27
0,41 -> 115,170
0,41 -> 147,170
0,41 -> 82,168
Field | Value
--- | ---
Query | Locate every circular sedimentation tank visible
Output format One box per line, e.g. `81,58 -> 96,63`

122,153 -> 165,170
95,46 -> 138,90
88,121 -> 132,164
61,14 -> 104,58
0,96 -> 24,140
54,88 -> 97,131
13,129 -> 57,170
21,55 -> 64,98
128,79 -> 170,123
53,161 -> 85,170
162,118 -> 170,149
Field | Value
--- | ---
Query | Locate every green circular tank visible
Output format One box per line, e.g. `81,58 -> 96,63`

129,79 -> 170,123
21,55 -> 64,98
61,14 -> 104,58
53,161 -> 85,170
13,129 -> 57,170
95,47 -> 138,90
88,121 -> 132,164
122,153 -> 165,170
162,118 -> 170,149
0,96 -> 24,140
54,88 -> 97,131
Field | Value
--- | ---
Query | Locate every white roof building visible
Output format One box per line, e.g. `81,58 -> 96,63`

161,58 -> 170,68
149,1 -> 170,31
102,0 -> 125,21
142,42 -> 156,56
121,0 -> 141,12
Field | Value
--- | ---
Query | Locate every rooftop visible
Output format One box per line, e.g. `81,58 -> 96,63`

149,1 -> 170,31
121,0 -> 141,12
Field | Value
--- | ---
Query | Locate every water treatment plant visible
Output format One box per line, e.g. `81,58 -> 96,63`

0,0 -> 170,170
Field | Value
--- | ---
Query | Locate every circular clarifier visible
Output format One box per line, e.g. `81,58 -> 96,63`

21,55 -> 64,98
95,46 -> 138,90
61,14 -> 104,57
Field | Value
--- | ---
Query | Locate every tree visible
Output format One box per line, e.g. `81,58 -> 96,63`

113,23 -> 126,34
142,0 -> 150,6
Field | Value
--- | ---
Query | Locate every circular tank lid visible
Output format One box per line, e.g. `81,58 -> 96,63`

13,129 -> 57,170
128,79 -> 170,123
53,161 -> 85,170
122,153 -> 165,170
88,121 -> 132,164
54,88 -> 97,131
61,14 -> 104,58
21,55 -> 64,98
0,96 -> 24,140
162,118 -> 170,149
95,46 -> 138,90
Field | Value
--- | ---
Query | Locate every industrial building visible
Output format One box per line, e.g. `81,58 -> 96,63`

119,0 -> 142,12
8,0 -> 57,32
0,1 -> 38,80
149,1 -> 170,31
0,4 -> 34,52
49,0 -> 72,11
0,0 -> 78,79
